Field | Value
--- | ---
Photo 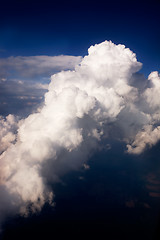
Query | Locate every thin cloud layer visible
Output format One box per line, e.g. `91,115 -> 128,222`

0,79 -> 47,116
0,40 -> 159,227
0,55 -> 82,116
0,55 -> 82,80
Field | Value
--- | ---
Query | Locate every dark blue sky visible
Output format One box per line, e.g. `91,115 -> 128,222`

0,0 -> 159,76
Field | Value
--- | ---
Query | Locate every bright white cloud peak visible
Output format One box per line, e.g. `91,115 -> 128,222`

0,40 -> 159,224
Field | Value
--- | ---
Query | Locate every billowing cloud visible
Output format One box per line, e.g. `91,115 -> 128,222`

127,71 -> 160,154
0,40 -> 159,228
0,115 -> 19,154
127,125 -> 160,154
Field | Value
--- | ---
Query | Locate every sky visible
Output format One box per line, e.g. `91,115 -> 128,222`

0,0 -> 160,240
0,0 -> 159,74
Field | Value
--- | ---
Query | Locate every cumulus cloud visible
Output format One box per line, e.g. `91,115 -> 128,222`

0,114 -> 18,154
0,40 -> 159,228
144,71 -> 160,110
127,125 -> 160,154
127,71 -> 160,154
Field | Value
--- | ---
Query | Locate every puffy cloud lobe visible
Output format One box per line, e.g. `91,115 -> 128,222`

0,114 -> 18,154
144,71 -> 160,110
0,40 -> 159,225
127,72 -> 160,154
127,125 -> 160,154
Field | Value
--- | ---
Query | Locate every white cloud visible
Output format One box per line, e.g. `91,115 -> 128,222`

127,125 -> 160,154
0,114 -> 18,154
143,71 -> 160,110
0,40 -> 159,228
126,71 -> 160,154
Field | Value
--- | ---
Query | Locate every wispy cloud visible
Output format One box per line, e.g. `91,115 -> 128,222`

0,55 -> 82,116
0,55 -> 82,80
0,79 -> 47,116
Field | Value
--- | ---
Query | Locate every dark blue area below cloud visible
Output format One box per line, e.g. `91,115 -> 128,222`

2,141 -> 160,240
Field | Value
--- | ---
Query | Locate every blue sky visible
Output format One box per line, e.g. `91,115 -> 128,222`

0,0 -> 159,76
0,0 -> 159,116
